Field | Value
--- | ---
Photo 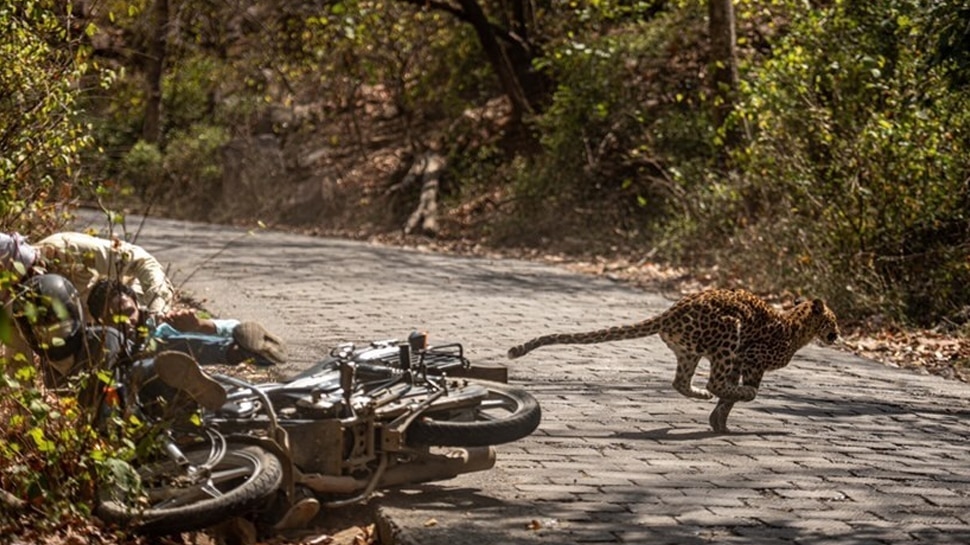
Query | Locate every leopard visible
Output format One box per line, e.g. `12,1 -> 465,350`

507,288 -> 840,433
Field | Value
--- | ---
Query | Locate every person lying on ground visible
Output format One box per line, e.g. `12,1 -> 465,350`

2,229 -> 176,318
32,231 -> 177,316
10,273 -> 316,530
10,272 -> 225,410
87,278 -> 286,367
2,231 -> 178,368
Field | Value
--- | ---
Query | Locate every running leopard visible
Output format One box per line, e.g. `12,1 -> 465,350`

507,288 -> 840,433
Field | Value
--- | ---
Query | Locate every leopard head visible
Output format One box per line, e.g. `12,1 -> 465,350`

810,298 -> 840,344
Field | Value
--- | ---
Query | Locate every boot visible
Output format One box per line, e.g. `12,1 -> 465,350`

154,351 -> 227,410
273,496 -> 320,531
230,322 -> 287,366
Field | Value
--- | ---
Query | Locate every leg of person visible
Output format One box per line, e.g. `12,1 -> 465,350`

153,351 -> 227,410
156,331 -> 234,366
157,321 -> 286,366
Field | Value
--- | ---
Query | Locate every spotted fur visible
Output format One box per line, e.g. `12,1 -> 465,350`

508,288 -> 840,431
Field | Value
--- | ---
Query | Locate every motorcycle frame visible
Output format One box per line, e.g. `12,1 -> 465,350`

193,339 -> 505,508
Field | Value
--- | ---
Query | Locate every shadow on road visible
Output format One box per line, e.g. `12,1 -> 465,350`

612,428 -> 790,442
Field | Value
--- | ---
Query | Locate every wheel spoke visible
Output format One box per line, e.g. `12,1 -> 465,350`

142,452 -> 260,509
407,382 -> 540,447
99,443 -> 285,535
210,464 -> 259,485
199,481 -> 224,499
427,390 -> 519,424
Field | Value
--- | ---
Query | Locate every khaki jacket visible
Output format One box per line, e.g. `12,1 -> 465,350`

34,232 -> 175,315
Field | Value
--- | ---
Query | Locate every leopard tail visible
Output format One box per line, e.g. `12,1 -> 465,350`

507,316 -> 663,359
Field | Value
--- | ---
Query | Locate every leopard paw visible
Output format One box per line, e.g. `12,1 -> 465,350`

693,388 -> 715,400
709,400 -> 735,433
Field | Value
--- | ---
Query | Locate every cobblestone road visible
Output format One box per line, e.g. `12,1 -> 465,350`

82,214 -> 970,545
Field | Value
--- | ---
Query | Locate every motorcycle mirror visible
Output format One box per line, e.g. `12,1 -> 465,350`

408,331 -> 428,351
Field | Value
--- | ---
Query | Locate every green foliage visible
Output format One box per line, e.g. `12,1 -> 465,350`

506,6 -> 711,245
165,124 -> 229,185
0,266 -> 155,539
162,54 -> 224,132
1,366 -> 95,522
119,140 -> 164,200
532,36 -> 623,195
151,124 -> 229,218
926,1 -> 970,89
299,1 -> 484,124
0,1 -> 118,528
411,19 -> 496,117
676,0 -> 970,323
0,337 -> 130,534
71,0 -> 970,327
0,0 -> 98,232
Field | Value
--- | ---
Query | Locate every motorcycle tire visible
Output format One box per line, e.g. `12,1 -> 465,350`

407,381 -> 541,447
97,442 -> 284,535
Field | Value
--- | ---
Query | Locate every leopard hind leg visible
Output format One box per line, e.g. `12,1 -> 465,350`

669,348 -> 713,400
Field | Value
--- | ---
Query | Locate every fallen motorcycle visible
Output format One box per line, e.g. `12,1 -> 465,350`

96,332 -> 541,534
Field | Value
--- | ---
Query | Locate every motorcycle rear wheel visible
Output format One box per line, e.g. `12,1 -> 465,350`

407,381 -> 541,447
97,442 -> 284,535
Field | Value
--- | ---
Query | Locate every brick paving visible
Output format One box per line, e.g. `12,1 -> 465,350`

84,214 -> 970,545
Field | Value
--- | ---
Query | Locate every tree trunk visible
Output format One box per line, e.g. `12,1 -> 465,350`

403,152 -> 445,236
508,0 -> 533,44
504,0 -> 548,107
708,0 -> 739,136
456,0 -> 532,123
142,0 -> 169,144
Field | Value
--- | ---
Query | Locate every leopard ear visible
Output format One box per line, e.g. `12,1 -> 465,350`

811,299 -> 825,314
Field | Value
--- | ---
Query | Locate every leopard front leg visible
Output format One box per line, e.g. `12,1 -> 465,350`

707,361 -> 763,433
709,398 -> 735,434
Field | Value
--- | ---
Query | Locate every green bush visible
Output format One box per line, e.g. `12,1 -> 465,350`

677,0 -> 970,324
506,6 -> 712,247
116,125 -> 229,219
1,365 -> 97,526
159,124 -> 230,219
120,140 -> 165,201
0,270 -> 151,539
0,2 -> 119,532
0,0 -> 97,232
0,334 -> 132,536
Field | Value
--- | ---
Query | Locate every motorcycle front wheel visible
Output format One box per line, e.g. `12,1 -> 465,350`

407,381 -> 541,447
97,442 -> 284,535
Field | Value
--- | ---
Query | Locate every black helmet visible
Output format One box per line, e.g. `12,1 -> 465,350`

14,274 -> 84,361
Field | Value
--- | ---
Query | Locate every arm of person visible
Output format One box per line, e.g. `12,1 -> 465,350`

35,232 -> 176,315
161,310 -> 240,337
162,309 -> 218,334
116,239 -> 176,315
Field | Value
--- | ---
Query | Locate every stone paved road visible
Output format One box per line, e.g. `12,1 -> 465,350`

79,214 -> 970,545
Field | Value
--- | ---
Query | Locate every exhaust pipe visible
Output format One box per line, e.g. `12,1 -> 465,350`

299,447 -> 496,494
379,447 -> 496,487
